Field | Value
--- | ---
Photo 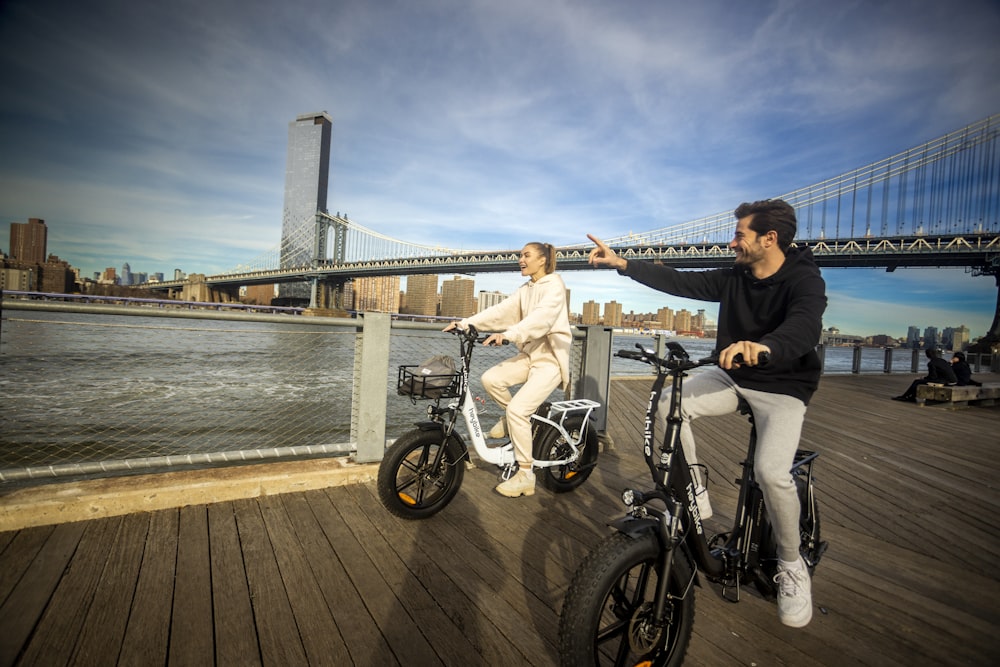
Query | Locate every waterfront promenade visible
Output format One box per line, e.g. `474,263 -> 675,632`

1,372 -> 999,665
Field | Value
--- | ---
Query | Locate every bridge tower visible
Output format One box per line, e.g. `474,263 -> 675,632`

309,213 -> 349,310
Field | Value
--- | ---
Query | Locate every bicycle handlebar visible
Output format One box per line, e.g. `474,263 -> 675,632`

615,343 -> 769,370
447,324 -> 509,345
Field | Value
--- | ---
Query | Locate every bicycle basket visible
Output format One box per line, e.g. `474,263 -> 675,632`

397,355 -> 459,399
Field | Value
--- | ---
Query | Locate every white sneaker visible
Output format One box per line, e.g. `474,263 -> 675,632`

774,558 -> 813,627
488,418 -> 507,439
496,470 -> 535,498
694,485 -> 713,520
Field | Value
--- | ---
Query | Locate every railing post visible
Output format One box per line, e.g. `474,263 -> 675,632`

911,348 -> 921,373
353,311 -> 391,463
815,343 -> 825,372
852,345 -> 863,374
883,347 -> 893,373
576,326 -> 613,434
970,352 -> 982,372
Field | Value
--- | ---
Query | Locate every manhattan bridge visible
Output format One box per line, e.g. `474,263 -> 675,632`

148,115 -> 1000,340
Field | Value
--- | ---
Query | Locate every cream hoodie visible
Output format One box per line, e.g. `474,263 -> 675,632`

460,272 -> 572,390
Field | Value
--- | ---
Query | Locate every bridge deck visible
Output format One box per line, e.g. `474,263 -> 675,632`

1,373 -> 999,665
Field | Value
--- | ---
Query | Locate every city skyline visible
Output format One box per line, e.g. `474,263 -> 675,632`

1,1 -> 999,337
3,215 -> 998,340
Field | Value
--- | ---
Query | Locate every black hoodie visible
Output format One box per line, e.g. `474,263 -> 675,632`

621,247 -> 827,404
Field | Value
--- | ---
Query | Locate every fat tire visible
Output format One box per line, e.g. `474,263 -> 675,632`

533,415 -> 598,493
377,429 -> 464,520
558,532 -> 693,667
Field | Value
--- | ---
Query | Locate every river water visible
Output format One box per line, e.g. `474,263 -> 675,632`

0,309 -> 920,475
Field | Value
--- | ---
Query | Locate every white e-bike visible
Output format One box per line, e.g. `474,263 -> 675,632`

377,325 -> 601,519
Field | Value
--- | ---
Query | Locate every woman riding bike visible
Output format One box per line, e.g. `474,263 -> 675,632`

443,241 -> 571,498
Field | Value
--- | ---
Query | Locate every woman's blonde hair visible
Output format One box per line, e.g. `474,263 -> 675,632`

526,242 -> 557,274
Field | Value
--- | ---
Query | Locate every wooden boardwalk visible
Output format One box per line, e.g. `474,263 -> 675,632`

1,372 -> 999,666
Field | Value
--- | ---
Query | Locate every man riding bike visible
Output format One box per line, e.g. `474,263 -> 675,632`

587,198 -> 827,627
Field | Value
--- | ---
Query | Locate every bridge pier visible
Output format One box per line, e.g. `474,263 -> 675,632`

180,274 -> 239,304
971,261 -> 1000,353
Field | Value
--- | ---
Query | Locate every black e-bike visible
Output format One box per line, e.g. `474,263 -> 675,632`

558,342 -> 827,666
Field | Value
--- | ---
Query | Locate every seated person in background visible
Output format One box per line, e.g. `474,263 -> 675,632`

951,352 -> 982,386
892,348 -> 958,402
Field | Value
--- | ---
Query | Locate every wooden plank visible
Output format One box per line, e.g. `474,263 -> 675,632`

119,509 -> 179,666
256,494 -> 352,665
0,522 -> 83,667
233,498 -> 308,665
71,512 -> 150,663
207,502 -> 261,666
308,486 -> 441,666
0,525 -> 54,607
15,517 -> 122,665
169,505 -> 214,663
278,492 -> 398,666
346,482 -> 526,665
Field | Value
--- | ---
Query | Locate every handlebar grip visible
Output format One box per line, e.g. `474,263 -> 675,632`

731,351 -> 770,366
616,349 -> 645,360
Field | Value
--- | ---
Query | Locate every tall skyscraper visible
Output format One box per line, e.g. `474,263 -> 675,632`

404,274 -> 439,316
582,300 -> 601,325
477,290 -> 507,313
9,218 -> 47,265
923,326 -> 939,350
656,306 -> 674,329
279,112 -> 333,302
951,325 -> 971,351
603,300 -> 623,327
440,276 -> 475,318
353,275 -> 401,313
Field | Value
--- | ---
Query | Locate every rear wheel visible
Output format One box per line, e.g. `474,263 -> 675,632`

558,532 -> 694,667
533,415 -> 598,492
377,429 -> 465,519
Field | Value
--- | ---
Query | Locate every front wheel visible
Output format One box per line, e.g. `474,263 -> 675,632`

558,532 -> 694,667
377,428 -> 465,520
533,415 -> 599,493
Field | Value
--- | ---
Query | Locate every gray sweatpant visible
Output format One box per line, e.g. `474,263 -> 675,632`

658,366 -> 807,562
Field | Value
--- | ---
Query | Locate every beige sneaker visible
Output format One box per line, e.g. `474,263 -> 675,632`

496,470 -> 535,498
774,558 -> 813,627
488,418 -> 508,439
694,485 -> 713,520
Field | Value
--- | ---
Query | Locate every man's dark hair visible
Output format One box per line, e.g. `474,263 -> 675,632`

734,199 -> 797,251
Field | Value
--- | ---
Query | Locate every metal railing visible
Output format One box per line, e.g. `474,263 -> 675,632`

0,301 -> 609,484
2,298 -> 993,486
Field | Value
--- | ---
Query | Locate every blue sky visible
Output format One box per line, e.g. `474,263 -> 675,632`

1,0 -> 999,339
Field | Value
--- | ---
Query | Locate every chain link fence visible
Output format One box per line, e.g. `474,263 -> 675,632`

0,304 -> 588,485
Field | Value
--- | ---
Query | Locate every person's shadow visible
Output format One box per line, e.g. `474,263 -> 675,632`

518,431 -> 630,663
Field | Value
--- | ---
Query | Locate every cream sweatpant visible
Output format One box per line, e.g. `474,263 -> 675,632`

481,352 -> 563,466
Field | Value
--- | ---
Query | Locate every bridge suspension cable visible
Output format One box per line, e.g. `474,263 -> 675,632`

595,113 -> 999,247
220,113 -> 998,275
